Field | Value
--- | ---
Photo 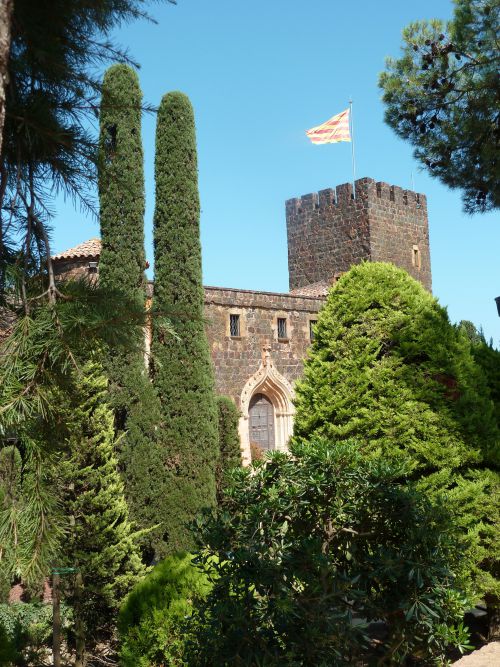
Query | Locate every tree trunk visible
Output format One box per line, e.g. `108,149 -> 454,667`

486,595 -> 500,641
52,573 -> 61,667
0,0 -> 13,159
74,571 -> 86,667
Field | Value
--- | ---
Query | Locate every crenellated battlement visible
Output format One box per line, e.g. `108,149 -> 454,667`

286,176 -> 431,292
285,178 -> 426,217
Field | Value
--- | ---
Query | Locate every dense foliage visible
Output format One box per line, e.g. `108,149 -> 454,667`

151,91 -> 218,554
98,64 -> 165,561
99,64 -> 146,298
215,396 -> 241,501
293,262 -> 498,468
118,553 -> 211,667
379,0 -> 499,213
293,262 -> 500,634
0,601 -> 73,666
0,281 -> 148,585
190,440 -> 470,666
57,362 -> 146,657
1,0 -> 175,298
465,326 -> 500,430
0,0 -> 175,587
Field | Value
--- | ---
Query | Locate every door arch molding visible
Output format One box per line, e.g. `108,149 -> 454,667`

239,346 -> 295,464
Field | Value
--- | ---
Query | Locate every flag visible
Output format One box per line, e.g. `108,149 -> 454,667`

306,108 -> 351,144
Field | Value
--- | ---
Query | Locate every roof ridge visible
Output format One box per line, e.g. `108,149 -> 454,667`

52,238 -> 102,260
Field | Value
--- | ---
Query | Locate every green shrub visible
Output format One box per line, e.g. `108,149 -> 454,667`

292,262 -> 500,628
118,553 -> 212,667
56,361 -> 146,655
293,262 -> 498,469
190,441 -> 471,666
215,396 -> 241,501
0,602 -> 72,666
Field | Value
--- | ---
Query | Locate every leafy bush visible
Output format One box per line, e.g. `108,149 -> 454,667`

118,553 -> 212,667
0,602 -> 73,666
190,441 -> 470,666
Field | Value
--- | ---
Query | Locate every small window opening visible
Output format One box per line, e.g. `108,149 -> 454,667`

309,320 -> 317,342
88,261 -> 98,274
412,245 -> 421,269
229,314 -> 240,337
277,318 -> 288,340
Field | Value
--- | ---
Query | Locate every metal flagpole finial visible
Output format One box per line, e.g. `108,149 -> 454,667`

349,99 -> 356,199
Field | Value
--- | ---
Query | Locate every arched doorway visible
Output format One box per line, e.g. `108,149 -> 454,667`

249,393 -> 275,452
239,346 -> 295,464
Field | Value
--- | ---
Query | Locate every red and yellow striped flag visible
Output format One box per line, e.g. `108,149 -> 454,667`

306,108 -> 351,144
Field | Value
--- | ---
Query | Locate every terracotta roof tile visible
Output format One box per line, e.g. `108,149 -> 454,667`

52,238 -> 101,260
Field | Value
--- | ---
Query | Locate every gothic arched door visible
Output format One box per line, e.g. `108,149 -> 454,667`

249,393 -> 275,451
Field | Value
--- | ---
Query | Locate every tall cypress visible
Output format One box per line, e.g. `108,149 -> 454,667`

99,63 -> 145,299
152,92 -> 218,553
98,64 -> 164,562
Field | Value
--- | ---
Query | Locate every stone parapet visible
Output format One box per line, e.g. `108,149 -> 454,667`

286,177 -> 431,291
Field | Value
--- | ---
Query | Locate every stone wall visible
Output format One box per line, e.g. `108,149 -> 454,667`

286,180 -> 370,291
53,257 -> 99,281
204,286 -> 323,407
286,177 -> 432,291
367,180 -> 431,290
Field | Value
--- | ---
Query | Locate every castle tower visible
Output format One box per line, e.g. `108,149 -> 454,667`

286,177 -> 432,292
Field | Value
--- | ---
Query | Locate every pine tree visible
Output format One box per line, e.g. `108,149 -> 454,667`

151,91 -> 218,554
98,64 -> 165,561
58,362 -> 146,661
379,0 -> 499,213
292,262 -> 500,635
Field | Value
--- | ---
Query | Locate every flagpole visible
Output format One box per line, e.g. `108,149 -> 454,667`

349,99 -> 356,199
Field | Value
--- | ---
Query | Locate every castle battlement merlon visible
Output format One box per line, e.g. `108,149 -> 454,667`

286,177 -> 431,292
285,177 -> 427,217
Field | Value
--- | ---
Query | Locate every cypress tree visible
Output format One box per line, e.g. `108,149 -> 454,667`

215,396 -> 241,501
58,362 -> 146,661
151,91 -> 218,553
99,63 -> 146,299
98,64 -> 164,561
293,262 -> 500,634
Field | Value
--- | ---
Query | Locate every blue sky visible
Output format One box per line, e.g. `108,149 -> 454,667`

53,0 -> 500,343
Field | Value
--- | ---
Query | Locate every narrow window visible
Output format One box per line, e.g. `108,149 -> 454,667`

88,261 -> 98,275
277,317 -> 288,340
309,320 -> 317,342
229,313 -> 240,337
412,245 -> 421,269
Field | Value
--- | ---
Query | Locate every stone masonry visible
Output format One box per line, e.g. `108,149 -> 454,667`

204,286 -> 323,402
286,177 -> 431,291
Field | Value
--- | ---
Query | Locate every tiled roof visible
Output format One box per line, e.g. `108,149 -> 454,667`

289,280 -> 331,298
52,238 -> 101,260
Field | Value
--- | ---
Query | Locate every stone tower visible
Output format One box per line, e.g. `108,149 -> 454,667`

286,177 -> 432,291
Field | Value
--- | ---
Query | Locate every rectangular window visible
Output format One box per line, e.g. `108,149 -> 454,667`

277,317 -> 288,340
309,320 -> 317,342
412,245 -> 421,269
229,313 -> 240,337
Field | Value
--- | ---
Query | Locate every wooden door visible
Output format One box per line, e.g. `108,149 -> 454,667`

249,393 -> 275,450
